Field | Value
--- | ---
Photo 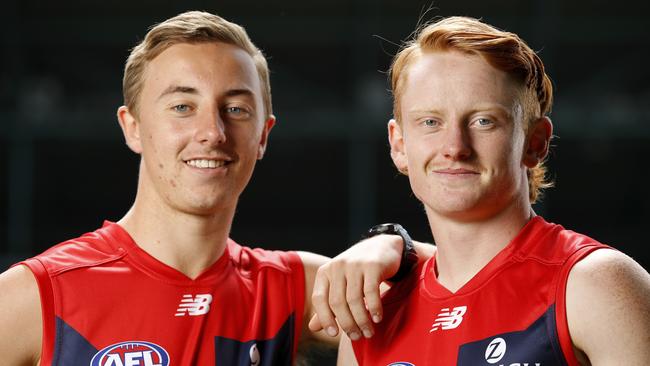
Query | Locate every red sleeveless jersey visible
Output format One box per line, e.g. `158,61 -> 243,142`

18,222 -> 305,366
353,217 -> 610,366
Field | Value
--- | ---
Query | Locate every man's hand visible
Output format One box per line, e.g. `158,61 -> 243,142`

308,235 -> 404,341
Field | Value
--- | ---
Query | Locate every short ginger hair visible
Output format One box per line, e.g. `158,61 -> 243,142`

389,16 -> 554,202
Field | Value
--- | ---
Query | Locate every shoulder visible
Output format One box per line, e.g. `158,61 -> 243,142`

567,248 -> 650,307
0,265 -> 42,365
521,217 -> 609,263
0,265 -> 40,317
31,223 -> 127,274
227,240 -> 305,275
568,248 -> 650,296
566,248 -> 650,363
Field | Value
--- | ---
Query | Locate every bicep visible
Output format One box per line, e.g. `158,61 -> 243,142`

295,251 -> 338,346
567,249 -> 650,365
0,265 -> 42,366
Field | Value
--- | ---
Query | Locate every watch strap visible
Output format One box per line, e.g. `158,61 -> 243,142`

364,223 -> 418,282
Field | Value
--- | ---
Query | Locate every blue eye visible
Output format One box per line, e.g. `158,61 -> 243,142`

224,106 -> 252,120
424,119 -> 438,127
476,118 -> 493,126
173,104 -> 190,113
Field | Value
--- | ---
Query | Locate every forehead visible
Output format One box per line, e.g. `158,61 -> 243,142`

141,42 -> 262,100
400,50 -> 522,111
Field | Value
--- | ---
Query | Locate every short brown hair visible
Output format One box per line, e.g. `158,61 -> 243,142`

123,11 -> 272,118
389,16 -> 554,203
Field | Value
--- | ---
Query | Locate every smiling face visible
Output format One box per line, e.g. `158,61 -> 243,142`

118,42 -> 274,216
389,50 -> 532,222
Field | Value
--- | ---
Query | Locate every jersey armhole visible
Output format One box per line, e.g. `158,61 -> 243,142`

351,338 -> 365,365
286,251 -> 306,359
554,245 -> 608,366
20,259 -> 56,366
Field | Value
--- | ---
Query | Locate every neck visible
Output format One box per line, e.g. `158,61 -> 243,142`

118,188 -> 236,280
427,196 -> 533,292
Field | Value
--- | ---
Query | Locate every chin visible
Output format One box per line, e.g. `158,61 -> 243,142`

423,194 -> 486,218
174,194 -> 236,216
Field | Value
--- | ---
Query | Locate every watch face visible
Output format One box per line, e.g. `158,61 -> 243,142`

370,223 -> 400,236
377,224 -> 393,234
366,223 -> 411,244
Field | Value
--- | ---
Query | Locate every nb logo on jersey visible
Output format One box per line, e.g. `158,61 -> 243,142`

429,305 -> 467,332
174,294 -> 213,316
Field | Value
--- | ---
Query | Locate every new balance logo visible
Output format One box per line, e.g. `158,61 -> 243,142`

430,305 -> 467,332
174,294 -> 213,316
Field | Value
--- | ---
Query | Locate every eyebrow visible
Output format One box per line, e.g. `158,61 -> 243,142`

407,103 -> 513,118
157,85 -> 199,100
470,103 -> 514,118
224,88 -> 255,100
156,86 -> 256,101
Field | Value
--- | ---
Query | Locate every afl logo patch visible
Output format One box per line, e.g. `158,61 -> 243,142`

388,363 -> 415,366
90,341 -> 170,366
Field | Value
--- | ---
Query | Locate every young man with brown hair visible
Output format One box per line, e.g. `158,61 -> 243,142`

0,11 -> 411,365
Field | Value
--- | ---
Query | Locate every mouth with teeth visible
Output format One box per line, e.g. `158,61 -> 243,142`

184,159 -> 229,169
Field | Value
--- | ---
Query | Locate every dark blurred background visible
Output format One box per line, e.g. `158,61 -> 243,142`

1,0 -> 649,331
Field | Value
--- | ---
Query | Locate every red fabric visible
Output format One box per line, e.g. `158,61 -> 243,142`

353,217 -> 609,365
20,222 -> 305,365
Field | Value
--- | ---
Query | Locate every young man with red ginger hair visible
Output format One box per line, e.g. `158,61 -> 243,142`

336,16 -> 650,365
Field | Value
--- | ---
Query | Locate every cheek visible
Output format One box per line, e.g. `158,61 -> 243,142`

146,121 -> 186,148
488,133 -> 527,182
143,132 -> 166,158
507,130 -> 528,167
488,145 -> 518,176
231,124 -> 263,149
140,129 -> 185,172
405,136 -> 436,167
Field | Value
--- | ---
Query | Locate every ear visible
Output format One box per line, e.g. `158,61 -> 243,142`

388,119 -> 409,175
523,116 -> 553,168
117,106 -> 142,154
257,114 -> 276,160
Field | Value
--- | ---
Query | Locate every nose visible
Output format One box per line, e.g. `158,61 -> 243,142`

194,109 -> 226,145
442,123 -> 472,161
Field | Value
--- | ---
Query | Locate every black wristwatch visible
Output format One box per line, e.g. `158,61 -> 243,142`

364,223 -> 418,282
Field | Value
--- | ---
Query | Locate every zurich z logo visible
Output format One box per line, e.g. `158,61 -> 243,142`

90,341 -> 170,366
387,363 -> 415,366
430,306 -> 467,332
485,337 -> 507,364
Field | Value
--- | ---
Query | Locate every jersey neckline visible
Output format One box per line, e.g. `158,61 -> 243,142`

421,216 -> 548,299
99,220 -> 234,286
